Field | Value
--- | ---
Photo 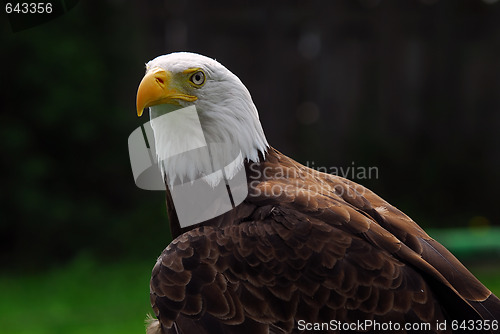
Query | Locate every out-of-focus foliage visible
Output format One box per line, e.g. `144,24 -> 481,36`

1,0 -> 500,270
0,1 -> 170,268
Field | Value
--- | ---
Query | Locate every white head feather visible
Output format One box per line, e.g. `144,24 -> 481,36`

145,52 -> 269,187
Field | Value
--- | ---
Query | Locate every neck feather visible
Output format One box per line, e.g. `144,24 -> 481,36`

149,103 -> 268,187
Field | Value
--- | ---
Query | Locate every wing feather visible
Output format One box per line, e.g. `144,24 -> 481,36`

151,209 -> 453,333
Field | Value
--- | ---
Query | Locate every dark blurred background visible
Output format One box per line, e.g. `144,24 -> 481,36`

1,0 -> 500,332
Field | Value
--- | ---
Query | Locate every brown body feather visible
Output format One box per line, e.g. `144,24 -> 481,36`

148,147 -> 500,334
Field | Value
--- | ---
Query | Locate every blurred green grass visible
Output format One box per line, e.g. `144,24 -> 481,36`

0,232 -> 499,334
0,255 -> 153,334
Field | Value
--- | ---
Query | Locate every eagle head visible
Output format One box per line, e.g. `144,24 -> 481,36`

136,52 -> 268,185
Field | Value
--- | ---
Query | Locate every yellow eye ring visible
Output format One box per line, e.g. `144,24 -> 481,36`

189,70 -> 206,86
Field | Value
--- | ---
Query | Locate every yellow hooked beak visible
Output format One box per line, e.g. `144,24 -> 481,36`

136,68 -> 197,116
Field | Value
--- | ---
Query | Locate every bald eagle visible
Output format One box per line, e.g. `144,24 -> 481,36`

136,52 -> 500,334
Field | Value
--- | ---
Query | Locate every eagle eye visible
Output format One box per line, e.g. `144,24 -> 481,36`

189,70 -> 206,86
